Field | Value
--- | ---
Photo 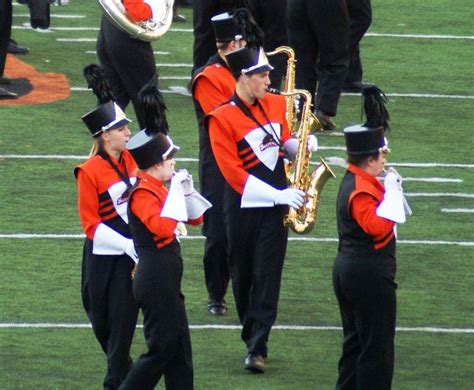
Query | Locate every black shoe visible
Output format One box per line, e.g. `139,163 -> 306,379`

173,14 -> 186,22
314,109 -> 336,131
207,300 -> 228,315
342,81 -> 363,93
8,39 -> 29,55
0,87 -> 18,99
244,354 -> 265,373
0,77 -> 12,85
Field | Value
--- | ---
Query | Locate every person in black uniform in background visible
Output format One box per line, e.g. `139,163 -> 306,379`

191,9 -> 263,316
96,0 -> 157,129
332,86 -> 410,389
191,0 -> 243,75
244,0 -> 288,89
344,0 -> 372,92
287,0 -> 350,130
121,82 -> 210,389
76,65 -> 139,389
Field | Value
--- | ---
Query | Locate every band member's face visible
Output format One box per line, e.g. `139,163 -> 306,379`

161,158 -> 176,181
103,125 -> 131,153
370,152 -> 387,177
245,71 -> 271,100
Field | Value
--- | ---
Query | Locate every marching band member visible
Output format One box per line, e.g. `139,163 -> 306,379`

332,86 -> 410,389
207,46 -> 317,373
191,8 -> 263,316
96,0 -> 158,130
121,82 -> 210,389
75,65 -> 139,389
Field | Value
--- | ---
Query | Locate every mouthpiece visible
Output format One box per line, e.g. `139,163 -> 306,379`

267,88 -> 281,95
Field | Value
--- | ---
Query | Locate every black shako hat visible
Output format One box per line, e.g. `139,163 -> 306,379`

126,77 -> 179,170
211,8 -> 264,48
212,12 -> 242,42
127,131 -> 179,170
344,125 -> 387,155
344,85 -> 390,155
225,46 -> 273,79
81,100 -> 131,137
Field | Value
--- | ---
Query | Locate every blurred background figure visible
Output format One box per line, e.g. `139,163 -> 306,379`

287,0 -> 350,131
96,0 -> 158,130
344,0 -> 372,92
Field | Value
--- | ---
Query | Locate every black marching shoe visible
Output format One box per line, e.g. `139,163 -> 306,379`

244,354 -> 265,373
0,87 -> 18,99
314,109 -> 336,131
7,39 -> 29,55
207,300 -> 228,315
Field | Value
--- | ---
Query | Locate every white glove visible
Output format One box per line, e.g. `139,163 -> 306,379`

161,171 -> 188,221
307,134 -> 318,152
124,239 -> 139,264
185,191 -> 212,219
181,172 -> 195,196
376,170 -> 406,223
283,138 -> 299,160
274,188 -> 305,208
92,223 -> 138,263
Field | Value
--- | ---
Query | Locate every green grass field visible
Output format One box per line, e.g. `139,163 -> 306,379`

1,0 -> 473,389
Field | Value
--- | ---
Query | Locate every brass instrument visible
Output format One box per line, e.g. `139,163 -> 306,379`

267,46 -> 298,133
97,0 -> 174,42
277,89 -> 336,234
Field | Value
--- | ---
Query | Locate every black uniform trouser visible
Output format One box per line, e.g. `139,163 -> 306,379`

246,0 -> 288,89
81,240 -> 138,390
225,193 -> 288,357
346,0 -> 372,84
96,17 -> 157,130
287,0 -> 350,116
0,0 -> 12,77
121,242 -> 193,390
199,131 -> 230,303
191,0 -> 240,74
332,249 -> 397,390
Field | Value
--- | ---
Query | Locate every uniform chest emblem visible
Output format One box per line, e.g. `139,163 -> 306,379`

245,123 -> 281,171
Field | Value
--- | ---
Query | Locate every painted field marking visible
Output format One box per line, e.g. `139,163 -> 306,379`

441,208 -> 474,213
14,14 -> 86,19
1,155 -> 473,170
405,193 -> 474,198
85,50 -> 170,55
1,323 -> 473,334
0,234 -> 472,246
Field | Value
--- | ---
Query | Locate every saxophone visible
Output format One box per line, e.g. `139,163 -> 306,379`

277,89 -> 336,234
266,46 -> 298,133
97,0 -> 174,42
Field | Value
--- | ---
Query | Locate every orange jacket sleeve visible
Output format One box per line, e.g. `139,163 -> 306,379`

350,192 -> 395,241
76,169 -> 101,240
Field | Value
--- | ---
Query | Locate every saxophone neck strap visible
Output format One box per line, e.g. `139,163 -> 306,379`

230,93 -> 282,147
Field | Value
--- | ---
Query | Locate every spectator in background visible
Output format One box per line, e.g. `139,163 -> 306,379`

287,0 -> 350,131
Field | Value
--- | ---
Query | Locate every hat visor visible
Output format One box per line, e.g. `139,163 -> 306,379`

108,117 -> 131,130
163,145 -> 180,160
245,63 -> 274,75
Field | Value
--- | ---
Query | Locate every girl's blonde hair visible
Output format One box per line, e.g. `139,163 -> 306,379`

88,134 -> 105,158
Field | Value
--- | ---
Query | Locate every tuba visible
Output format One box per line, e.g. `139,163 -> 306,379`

276,89 -> 336,234
97,0 -> 174,42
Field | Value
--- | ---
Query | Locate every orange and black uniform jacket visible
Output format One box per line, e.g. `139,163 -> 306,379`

192,55 -> 236,115
128,171 -> 203,249
337,163 -> 395,252
75,150 -> 137,240
207,92 -> 291,197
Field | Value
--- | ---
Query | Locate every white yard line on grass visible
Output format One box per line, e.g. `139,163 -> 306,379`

0,234 -> 472,246
13,14 -> 86,19
1,155 -> 473,170
441,208 -> 474,213
1,323 -> 473,334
